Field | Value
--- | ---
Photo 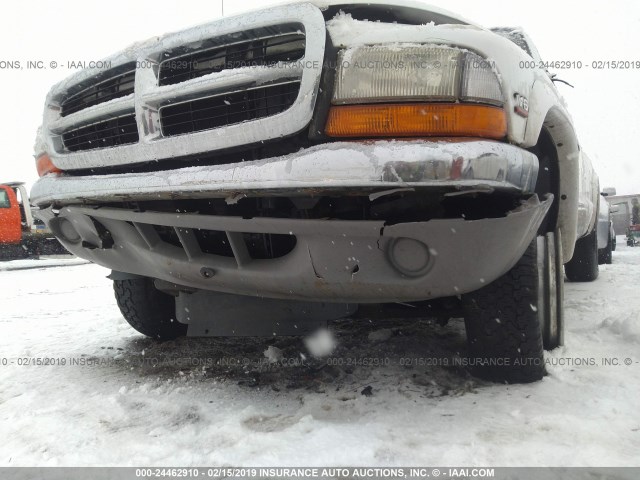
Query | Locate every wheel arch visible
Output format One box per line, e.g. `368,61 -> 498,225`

525,96 -> 580,262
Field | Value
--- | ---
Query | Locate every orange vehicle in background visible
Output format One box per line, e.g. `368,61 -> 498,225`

0,185 -> 21,245
0,182 -> 67,259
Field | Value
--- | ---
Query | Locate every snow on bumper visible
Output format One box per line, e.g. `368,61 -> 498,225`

37,195 -> 552,303
31,140 -> 539,206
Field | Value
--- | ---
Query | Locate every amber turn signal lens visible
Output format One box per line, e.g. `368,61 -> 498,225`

36,154 -> 62,177
325,103 -> 507,139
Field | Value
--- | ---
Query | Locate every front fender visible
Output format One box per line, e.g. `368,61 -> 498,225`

525,76 -> 580,262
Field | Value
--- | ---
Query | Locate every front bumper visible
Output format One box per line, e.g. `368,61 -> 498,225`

37,194 -> 552,303
35,139 -> 546,302
31,140 -> 538,206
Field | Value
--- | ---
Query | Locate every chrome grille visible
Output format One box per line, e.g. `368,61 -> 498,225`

60,64 -> 136,117
158,29 -> 305,86
160,81 -> 300,136
42,3 -> 325,170
62,114 -> 138,152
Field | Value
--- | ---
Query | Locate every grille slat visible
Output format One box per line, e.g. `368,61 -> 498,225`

66,77 -> 133,106
160,81 -> 300,137
60,65 -> 136,117
159,33 -> 305,86
62,114 -> 139,152
160,101 -> 296,131
55,21 -> 311,157
163,36 -> 303,76
160,88 -> 297,120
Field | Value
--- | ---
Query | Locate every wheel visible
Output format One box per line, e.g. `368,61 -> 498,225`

611,235 -> 616,252
598,234 -> 613,265
542,230 -> 564,350
462,231 -> 564,384
113,277 -> 187,340
565,229 -> 599,282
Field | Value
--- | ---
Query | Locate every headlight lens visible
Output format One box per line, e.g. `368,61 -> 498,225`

333,45 -> 504,106
461,52 -> 504,105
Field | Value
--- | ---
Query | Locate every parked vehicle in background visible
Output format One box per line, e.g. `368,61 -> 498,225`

597,190 -> 616,264
31,0 -> 604,383
606,193 -> 640,234
631,198 -> 640,246
628,225 -> 640,247
563,152 -> 601,282
0,182 -> 67,260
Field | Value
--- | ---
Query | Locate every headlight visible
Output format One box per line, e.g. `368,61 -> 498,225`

326,45 -> 506,139
460,52 -> 504,105
333,45 -> 504,106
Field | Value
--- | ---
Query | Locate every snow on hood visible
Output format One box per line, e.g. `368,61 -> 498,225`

325,10 -> 483,48
45,0 -> 475,98
277,0 -> 475,25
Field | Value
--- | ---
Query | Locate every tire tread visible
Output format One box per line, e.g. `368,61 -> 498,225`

566,229 -> 599,282
463,242 -> 546,383
113,278 -> 186,340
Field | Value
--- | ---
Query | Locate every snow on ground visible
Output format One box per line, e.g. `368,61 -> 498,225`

0,256 -> 89,272
0,239 -> 639,467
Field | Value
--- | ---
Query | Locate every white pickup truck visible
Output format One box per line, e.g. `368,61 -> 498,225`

32,0 -> 603,383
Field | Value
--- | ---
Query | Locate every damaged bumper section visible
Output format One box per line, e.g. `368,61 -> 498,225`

38,195 -> 552,303
34,139 -> 546,303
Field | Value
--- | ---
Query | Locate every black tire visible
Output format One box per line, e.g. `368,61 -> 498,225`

113,277 -> 187,340
462,231 -> 563,383
565,229 -> 599,282
598,235 -> 613,265
611,235 -> 616,252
